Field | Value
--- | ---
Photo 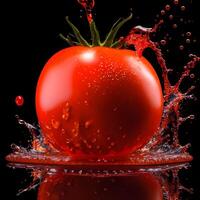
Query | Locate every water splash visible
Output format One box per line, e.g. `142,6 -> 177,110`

123,21 -> 199,156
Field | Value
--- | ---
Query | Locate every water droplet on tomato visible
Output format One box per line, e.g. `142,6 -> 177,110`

15,96 -> 24,106
111,142 -> 115,146
122,134 -> 126,139
103,188 -> 108,192
92,138 -> 97,143
113,107 -> 118,112
51,119 -> 60,129
66,139 -> 71,144
61,128 -> 65,134
45,125 -> 52,130
72,122 -> 80,137
85,120 -> 92,128
190,115 -> 195,120
62,102 -> 71,120
107,137 -> 111,141
84,100 -> 88,105
62,113 -> 70,120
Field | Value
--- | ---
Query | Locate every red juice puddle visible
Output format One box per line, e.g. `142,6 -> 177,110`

6,0 -> 199,166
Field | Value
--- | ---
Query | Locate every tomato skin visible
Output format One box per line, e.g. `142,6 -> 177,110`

36,46 -> 163,158
38,172 -> 163,200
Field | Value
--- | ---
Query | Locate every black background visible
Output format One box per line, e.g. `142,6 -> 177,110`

1,0 -> 200,199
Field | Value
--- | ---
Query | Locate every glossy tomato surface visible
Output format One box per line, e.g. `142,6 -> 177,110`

36,46 -> 163,158
38,172 -> 163,200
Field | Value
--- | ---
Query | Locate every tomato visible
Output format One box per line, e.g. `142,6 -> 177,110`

38,172 -> 163,200
36,46 -> 163,158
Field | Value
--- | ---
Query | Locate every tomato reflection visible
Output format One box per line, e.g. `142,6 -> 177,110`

38,171 -> 162,200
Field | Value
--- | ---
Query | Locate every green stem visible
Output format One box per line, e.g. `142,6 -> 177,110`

103,13 -> 133,47
65,16 -> 91,46
89,20 -> 101,46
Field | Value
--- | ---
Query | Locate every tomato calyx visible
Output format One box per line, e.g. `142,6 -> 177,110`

59,13 -> 132,48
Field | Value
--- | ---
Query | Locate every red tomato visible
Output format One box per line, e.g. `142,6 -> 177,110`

38,172 -> 163,200
36,46 -> 163,158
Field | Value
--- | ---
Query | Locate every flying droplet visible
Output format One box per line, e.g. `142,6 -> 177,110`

172,24 -> 177,29
161,10 -> 166,15
186,39 -> 191,44
189,115 -> 195,120
160,40 -> 167,46
15,96 -> 24,106
190,74 -> 195,78
169,15 -> 174,20
186,32 -> 192,37
179,45 -> 184,50
180,6 -> 186,11
165,5 -> 171,11
173,0 -> 179,5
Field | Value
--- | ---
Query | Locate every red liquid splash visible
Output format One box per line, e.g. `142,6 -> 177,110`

77,0 -> 95,24
6,0 -> 199,166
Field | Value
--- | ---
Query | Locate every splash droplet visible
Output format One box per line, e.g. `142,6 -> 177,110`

15,96 -> 24,106
190,74 -> 195,79
173,0 -> 179,5
172,24 -> 178,29
161,10 -> 166,15
169,15 -> 174,20
165,5 -> 171,11
186,32 -> 192,37
186,39 -> 191,44
179,45 -> 184,50
160,40 -> 167,46
180,6 -> 186,11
